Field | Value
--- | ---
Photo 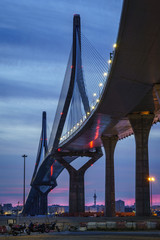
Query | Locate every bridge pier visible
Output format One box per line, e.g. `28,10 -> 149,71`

39,192 -> 48,215
28,191 -> 40,216
101,135 -> 118,217
56,148 -> 102,214
129,113 -> 154,216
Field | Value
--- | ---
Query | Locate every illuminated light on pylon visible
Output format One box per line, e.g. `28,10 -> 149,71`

89,141 -> 94,148
113,43 -> 117,49
58,148 -> 61,152
60,112 -> 63,115
99,83 -> 103,87
94,119 -> 100,140
71,65 -> 74,69
51,164 -> 53,176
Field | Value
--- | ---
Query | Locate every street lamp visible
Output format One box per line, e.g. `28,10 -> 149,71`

148,177 -> 155,209
22,154 -> 27,213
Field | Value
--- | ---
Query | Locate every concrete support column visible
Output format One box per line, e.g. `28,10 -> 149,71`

39,192 -> 48,215
56,149 -> 102,214
30,194 -> 39,216
69,169 -> 85,213
101,135 -> 118,217
129,113 -> 154,216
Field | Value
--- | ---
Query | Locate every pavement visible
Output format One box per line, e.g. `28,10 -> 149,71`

0,231 -> 160,240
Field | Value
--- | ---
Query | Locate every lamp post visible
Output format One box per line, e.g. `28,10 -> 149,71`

22,154 -> 27,213
148,177 -> 155,210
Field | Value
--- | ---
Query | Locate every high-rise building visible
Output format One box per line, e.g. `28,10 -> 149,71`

115,200 -> 125,212
3,203 -> 12,212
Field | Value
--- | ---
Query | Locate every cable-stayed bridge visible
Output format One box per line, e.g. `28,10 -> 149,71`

24,0 -> 160,217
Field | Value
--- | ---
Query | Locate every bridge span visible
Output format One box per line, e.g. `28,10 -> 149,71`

24,0 -> 160,217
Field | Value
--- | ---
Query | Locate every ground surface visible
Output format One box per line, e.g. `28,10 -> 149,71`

0,231 -> 160,240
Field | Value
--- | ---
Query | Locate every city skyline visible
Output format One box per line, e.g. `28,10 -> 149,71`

0,0 -> 160,208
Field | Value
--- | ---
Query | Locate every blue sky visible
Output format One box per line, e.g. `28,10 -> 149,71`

0,0 -> 160,207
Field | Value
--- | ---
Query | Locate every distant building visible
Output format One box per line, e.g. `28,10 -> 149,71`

3,203 -> 12,212
115,200 -> 125,212
93,191 -> 97,207
48,205 -> 68,215
125,206 -> 134,212
152,205 -> 160,211
0,204 -> 3,214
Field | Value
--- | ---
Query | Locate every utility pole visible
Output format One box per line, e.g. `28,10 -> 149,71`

22,154 -> 27,214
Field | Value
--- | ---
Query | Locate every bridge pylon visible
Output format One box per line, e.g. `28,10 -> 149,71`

23,112 -> 56,216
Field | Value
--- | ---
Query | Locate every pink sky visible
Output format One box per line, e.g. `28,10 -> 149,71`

2,191 -> 160,207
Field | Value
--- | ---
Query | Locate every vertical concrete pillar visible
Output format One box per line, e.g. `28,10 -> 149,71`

101,135 -> 118,217
30,194 -> 39,216
129,113 -> 154,216
39,192 -> 48,215
69,169 -> 85,213
56,149 -> 102,214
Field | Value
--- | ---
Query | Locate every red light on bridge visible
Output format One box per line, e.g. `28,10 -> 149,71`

58,148 -> 61,152
71,65 -> 74,69
91,164 -> 93,166
94,120 -> 100,140
50,164 -> 53,176
89,141 -> 94,148
60,112 -> 63,115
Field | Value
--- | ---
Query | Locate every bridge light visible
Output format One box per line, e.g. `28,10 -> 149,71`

77,123 -> 79,126
60,112 -> 63,115
103,72 -> 108,77
108,59 -> 112,64
74,126 -> 76,129
87,112 -> 90,115
92,106 -> 95,110
113,43 -> 117,49
96,99 -> 100,103
99,83 -> 103,87
80,119 -> 83,123
148,177 -> 155,182
93,93 -> 97,97
50,164 -> 53,176
89,140 -> 93,148
58,148 -> 61,152
141,111 -> 150,115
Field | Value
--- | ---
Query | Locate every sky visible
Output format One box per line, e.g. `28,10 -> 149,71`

0,0 -> 160,208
